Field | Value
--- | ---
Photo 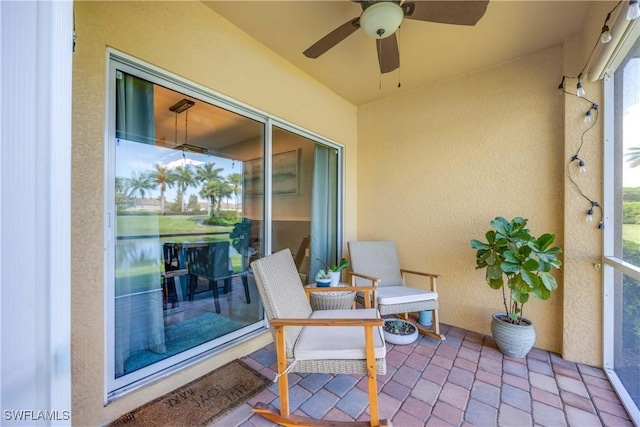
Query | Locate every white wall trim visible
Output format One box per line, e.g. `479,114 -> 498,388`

0,1 -> 72,423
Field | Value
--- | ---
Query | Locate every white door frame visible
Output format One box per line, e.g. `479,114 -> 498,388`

0,1 -> 73,423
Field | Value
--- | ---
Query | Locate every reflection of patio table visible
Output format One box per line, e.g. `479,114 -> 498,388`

304,283 -> 356,310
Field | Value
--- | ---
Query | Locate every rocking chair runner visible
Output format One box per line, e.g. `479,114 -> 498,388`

349,240 -> 446,341
250,249 -> 390,427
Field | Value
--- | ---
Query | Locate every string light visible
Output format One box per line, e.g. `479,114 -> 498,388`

576,78 -> 586,97
627,0 -> 640,20
600,24 -> 612,43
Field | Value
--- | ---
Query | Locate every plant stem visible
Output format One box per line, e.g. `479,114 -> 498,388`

501,284 -> 509,317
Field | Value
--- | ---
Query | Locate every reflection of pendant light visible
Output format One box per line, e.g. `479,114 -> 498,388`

169,99 -> 197,160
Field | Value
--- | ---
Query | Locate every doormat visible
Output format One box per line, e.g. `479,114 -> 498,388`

110,359 -> 271,427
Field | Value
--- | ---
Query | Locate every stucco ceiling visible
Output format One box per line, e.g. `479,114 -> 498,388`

203,0 -> 593,106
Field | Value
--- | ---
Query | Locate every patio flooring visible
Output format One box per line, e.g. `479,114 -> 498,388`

215,323 -> 635,426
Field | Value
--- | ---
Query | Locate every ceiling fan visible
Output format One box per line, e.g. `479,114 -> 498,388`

303,0 -> 489,74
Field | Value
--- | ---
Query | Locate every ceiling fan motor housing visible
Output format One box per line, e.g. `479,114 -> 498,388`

359,1 -> 404,39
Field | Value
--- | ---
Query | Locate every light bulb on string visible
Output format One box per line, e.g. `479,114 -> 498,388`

579,160 -> 587,174
586,208 -> 594,222
627,0 -> 640,20
584,110 -> 593,123
600,25 -> 612,43
576,80 -> 586,97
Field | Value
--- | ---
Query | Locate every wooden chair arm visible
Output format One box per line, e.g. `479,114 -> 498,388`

349,271 -> 380,284
400,269 -> 440,292
269,317 -> 383,327
400,269 -> 441,279
305,285 -> 378,294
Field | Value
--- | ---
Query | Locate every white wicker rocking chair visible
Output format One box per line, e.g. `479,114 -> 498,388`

250,249 -> 390,427
349,240 -> 445,341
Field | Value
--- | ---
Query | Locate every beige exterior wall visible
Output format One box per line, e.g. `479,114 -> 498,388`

559,1 -> 614,366
72,1 -> 357,425
72,0 -> 615,423
357,46 -> 566,354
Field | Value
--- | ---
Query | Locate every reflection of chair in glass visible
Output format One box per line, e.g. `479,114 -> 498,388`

186,242 -> 233,314
186,239 -> 252,312
250,249 -> 389,427
230,218 -> 253,304
161,242 -> 184,309
349,240 -> 445,341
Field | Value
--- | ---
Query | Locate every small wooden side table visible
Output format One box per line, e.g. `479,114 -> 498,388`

304,283 -> 356,310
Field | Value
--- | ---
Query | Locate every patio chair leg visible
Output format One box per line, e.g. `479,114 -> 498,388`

241,275 -> 251,304
209,279 -> 220,314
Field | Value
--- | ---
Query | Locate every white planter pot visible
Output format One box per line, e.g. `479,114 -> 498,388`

383,319 -> 418,345
490,313 -> 536,358
330,271 -> 341,287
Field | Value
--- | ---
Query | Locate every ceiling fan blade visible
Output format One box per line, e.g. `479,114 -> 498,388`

376,33 -> 399,74
403,0 -> 489,26
303,17 -> 361,59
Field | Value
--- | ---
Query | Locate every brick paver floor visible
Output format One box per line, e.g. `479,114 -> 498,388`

215,323 -> 635,426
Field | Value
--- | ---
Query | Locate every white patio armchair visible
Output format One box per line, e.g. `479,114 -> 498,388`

250,248 -> 390,427
349,240 -> 445,341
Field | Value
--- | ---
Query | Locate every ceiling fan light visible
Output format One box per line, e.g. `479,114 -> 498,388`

360,2 -> 404,39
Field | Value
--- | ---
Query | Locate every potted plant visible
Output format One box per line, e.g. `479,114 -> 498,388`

470,216 -> 562,358
315,270 -> 332,287
382,318 -> 418,345
317,258 -> 350,286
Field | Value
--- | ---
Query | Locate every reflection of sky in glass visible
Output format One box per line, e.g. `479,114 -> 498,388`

623,57 -> 640,187
116,139 -> 239,201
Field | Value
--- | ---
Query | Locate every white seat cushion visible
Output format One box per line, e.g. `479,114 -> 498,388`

294,309 -> 386,361
377,286 -> 438,305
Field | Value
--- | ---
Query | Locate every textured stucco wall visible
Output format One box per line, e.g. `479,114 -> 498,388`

357,47 -> 566,354
72,2 -> 357,425
558,1 -> 612,366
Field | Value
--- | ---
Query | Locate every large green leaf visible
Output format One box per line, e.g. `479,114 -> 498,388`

488,277 -> 503,289
501,261 -> 521,274
536,233 -> 556,251
487,264 -> 504,280
491,217 -> 511,237
508,274 -> 529,293
520,270 -> 540,288
532,286 -> 551,300
540,271 -> 558,291
503,251 -> 519,263
511,287 -> 530,304
522,258 -> 539,272
470,239 -> 490,250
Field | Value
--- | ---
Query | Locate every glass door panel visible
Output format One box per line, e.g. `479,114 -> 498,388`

603,33 -> 640,424
270,127 -> 338,284
112,71 -> 264,384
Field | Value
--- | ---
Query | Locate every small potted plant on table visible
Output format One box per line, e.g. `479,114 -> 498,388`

318,258 -> 350,286
470,216 -> 562,358
315,270 -> 332,287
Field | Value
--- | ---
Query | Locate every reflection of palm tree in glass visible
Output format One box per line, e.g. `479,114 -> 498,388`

626,147 -> 640,168
200,180 -> 233,217
127,172 -> 155,210
173,165 -> 195,212
196,163 -> 224,216
227,172 -> 243,215
115,176 -> 132,211
149,164 -> 175,215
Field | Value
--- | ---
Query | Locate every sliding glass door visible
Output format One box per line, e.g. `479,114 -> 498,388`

106,53 -> 344,396
603,34 -> 640,425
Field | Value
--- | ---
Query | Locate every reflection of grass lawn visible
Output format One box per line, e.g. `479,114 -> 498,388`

623,224 -> 640,244
117,214 -> 232,236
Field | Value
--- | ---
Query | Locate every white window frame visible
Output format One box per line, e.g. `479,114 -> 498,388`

602,27 -> 640,424
104,50 -> 345,400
